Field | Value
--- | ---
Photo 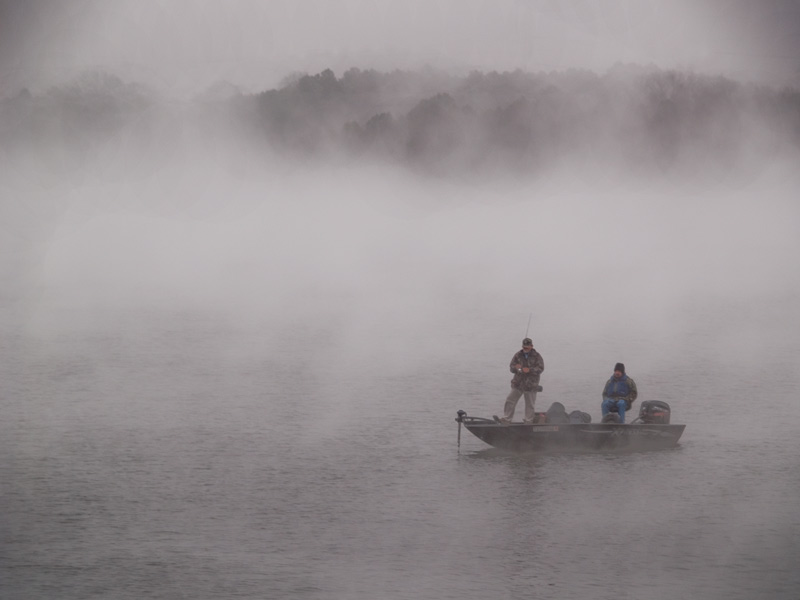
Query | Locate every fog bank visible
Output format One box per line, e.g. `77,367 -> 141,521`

4,67 -> 800,180
10,158 -> 798,352
2,65 -> 798,372
3,0 -> 800,95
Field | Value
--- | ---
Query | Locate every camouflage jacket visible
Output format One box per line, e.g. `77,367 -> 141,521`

509,348 -> 544,391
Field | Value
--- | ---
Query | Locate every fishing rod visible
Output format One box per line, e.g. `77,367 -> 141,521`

525,312 -> 532,338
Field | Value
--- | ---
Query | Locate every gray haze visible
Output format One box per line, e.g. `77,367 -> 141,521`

3,0 -> 800,96
2,2 -> 800,600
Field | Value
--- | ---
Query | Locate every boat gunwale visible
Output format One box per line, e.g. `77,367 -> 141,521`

456,410 -> 686,452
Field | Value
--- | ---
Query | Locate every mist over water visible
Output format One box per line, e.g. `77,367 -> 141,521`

4,123 -> 800,597
12,144 -> 800,349
3,3 -> 800,599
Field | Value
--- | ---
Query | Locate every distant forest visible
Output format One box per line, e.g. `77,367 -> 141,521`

2,65 -> 799,176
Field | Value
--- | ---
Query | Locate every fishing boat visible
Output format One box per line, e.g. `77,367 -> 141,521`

455,401 -> 685,453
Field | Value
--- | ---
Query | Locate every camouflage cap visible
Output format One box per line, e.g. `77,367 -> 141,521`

522,338 -> 533,346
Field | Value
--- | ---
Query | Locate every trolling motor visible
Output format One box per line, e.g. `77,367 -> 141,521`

456,410 -> 467,449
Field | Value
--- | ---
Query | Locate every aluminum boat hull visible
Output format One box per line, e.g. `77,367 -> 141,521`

456,413 -> 685,453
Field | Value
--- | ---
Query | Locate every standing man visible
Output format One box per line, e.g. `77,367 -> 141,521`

601,362 -> 638,423
499,338 -> 544,424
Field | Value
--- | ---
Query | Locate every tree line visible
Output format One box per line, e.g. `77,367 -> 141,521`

3,65 -> 799,177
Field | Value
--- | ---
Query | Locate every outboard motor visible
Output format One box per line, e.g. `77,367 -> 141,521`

638,400 -> 671,424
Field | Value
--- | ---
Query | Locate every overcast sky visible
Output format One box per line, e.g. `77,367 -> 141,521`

2,0 -> 800,96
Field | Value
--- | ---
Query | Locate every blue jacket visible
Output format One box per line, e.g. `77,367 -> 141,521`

602,374 -> 638,408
